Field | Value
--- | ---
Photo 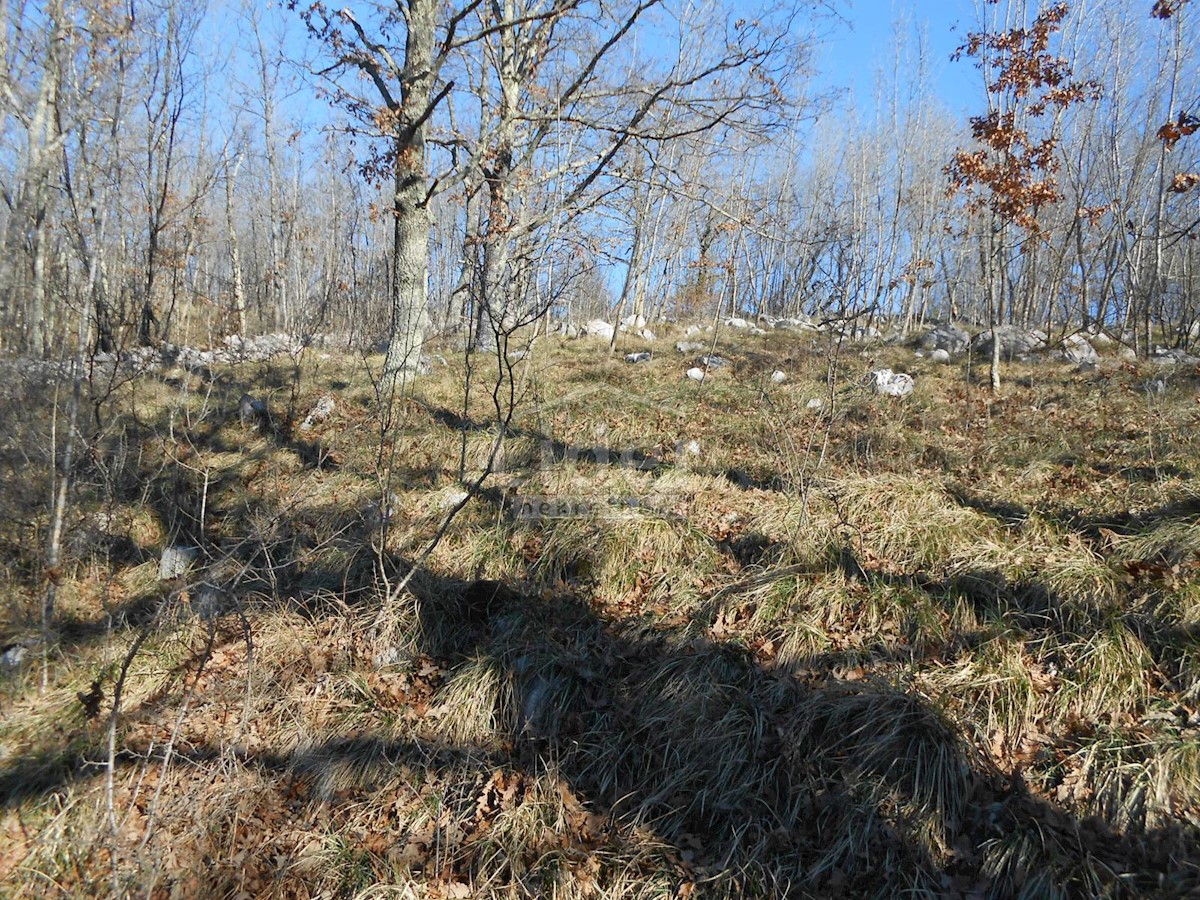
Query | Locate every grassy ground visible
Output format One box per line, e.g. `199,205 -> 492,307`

0,327 -> 1198,898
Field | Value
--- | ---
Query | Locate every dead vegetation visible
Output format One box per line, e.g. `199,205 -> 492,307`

1,332 -> 1199,899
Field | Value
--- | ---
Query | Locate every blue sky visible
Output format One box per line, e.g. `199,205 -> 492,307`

217,1 -> 986,133
815,0 -> 982,117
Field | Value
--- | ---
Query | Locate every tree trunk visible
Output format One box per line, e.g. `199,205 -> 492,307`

381,0 -> 436,391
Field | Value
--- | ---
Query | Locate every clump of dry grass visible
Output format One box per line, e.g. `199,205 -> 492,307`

2,337 -> 1200,897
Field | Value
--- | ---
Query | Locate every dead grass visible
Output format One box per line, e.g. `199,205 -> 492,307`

1,330 -> 1199,897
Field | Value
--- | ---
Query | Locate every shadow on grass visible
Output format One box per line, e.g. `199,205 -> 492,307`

4,538 -> 1198,897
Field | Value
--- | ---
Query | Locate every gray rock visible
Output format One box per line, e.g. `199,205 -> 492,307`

1060,333 -> 1098,365
696,355 -> 728,369
583,319 -> 615,340
190,585 -> 232,621
775,316 -> 817,331
869,369 -> 915,397
971,325 -> 1048,359
0,644 -> 28,668
637,329 -> 656,342
724,317 -> 750,329
363,493 -> 402,530
919,324 -> 971,355
625,351 -> 652,364
685,367 -> 706,382
159,545 -> 198,581
1152,347 -> 1200,366
806,398 -> 824,410
300,394 -> 336,431
676,341 -> 706,354
239,394 -> 269,429
770,370 -> 787,384
930,349 -> 951,364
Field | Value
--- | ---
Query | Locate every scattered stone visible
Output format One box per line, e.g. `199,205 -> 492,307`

725,317 -> 750,329
806,398 -> 824,410
159,545 -> 198,581
190,584 -> 232,621
770,370 -> 787,384
686,367 -> 706,382
680,439 -> 702,457
621,313 -> 647,330
1144,379 -> 1168,395
625,351 -> 652,364
929,348 -> 951,364
508,349 -> 529,362
775,316 -> 817,331
749,326 -> 769,336
697,355 -> 729,369
676,341 -> 706,354
1087,329 -> 1113,347
440,489 -> 470,509
363,493 -> 402,530
1076,361 -> 1098,373
555,322 -> 581,339
238,393 -> 268,428
638,329 -> 656,342
869,368 -> 915,397
970,325 -> 1048,359
300,394 -> 336,431
1151,347 -> 1200,366
0,644 -> 28,668
685,325 -> 703,337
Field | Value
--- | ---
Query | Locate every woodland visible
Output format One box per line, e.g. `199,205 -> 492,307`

1,0 -> 1200,897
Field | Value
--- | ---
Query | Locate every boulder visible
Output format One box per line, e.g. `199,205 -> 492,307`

696,355 -> 729,369
621,313 -> 647,330
929,348 -> 951,364
685,367 -> 706,382
918,324 -> 971,356
583,319 -> 615,340
625,351 -> 651,364
1059,333 -> 1098,365
770,370 -> 787,384
637,329 -> 656,342
676,341 -> 706,354
724,317 -> 750,329
869,369 -> 915,397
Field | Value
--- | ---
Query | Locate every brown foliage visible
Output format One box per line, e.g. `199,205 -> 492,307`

946,3 -> 1097,233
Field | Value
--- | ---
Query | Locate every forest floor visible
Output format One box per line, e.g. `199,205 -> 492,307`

1,327 -> 1199,899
